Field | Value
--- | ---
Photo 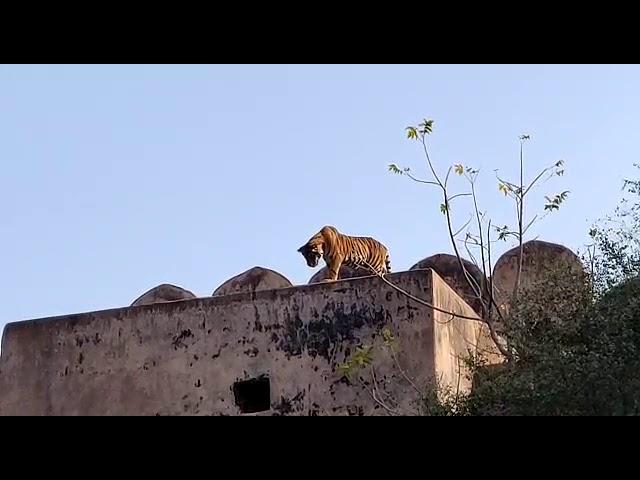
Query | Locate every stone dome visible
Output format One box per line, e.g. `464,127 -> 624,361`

410,253 -> 487,316
491,240 -> 584,308
307,265 -> 372,284
131,283 -> 197,307
212,266 -> 293,296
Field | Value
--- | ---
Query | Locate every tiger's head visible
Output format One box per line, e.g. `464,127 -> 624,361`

297,238 -> 324,267
297,226 -> 338,268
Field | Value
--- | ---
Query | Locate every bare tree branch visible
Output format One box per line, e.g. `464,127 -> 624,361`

421,136 -> 444,188
471,180 -> 489,306
515,138 -> 525,296
360,375 -> 400,416
406,173 -> 441,187
388,345 -> 423,398
487,219 -> 494,318
449,192 -> 473,202
444,166 -> 453,189
374,270 -> 481,321
452,215 -> 474,238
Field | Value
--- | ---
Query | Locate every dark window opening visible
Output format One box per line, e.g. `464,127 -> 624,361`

233,376 -> 271,413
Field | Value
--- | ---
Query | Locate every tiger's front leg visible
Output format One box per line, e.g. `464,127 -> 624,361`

323,255 -> 344,282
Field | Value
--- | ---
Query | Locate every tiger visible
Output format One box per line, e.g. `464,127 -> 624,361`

297,225 -> 391,281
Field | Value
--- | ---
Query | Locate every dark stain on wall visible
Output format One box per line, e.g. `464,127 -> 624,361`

172,329 -> 193,350
211,342 -> 228,360
277,300 -> 390,361
347,405 -> 365,416
244,347 -> 259,357
273,390 -> 305,415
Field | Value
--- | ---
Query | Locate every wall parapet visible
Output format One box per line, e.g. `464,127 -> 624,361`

0,269 -> 500,416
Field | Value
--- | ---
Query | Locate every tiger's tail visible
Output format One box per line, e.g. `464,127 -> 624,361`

385,253 -> 391,273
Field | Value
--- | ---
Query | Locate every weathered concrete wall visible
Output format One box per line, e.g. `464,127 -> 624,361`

431,272 -> 501,396
0,269 -> 500,416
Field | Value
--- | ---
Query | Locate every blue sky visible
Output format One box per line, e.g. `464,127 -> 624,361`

1,64 -> 638,330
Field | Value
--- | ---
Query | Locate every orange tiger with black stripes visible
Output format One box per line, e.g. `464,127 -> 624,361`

297,226 -> 391,281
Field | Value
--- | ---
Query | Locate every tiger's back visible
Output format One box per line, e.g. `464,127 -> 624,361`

338,233 -> 391,275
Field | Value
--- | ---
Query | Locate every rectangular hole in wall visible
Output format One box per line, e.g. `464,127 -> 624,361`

233,376 -> 271,413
